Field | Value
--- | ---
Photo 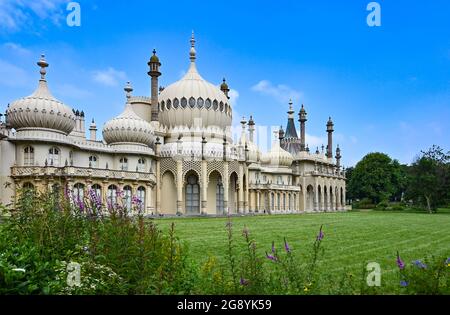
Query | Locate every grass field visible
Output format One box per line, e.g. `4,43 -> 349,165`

155,209 -> 450,292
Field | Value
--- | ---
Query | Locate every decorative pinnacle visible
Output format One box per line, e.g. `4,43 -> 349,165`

37,54 -> 49,81
190,31 -> 196,62
124,81 -> 133,99
248,115 -> 255,126
240,116 -> 247,127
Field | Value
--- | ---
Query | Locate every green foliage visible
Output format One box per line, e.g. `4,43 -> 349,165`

353,198 -> 375,209
348,153 -> 407,204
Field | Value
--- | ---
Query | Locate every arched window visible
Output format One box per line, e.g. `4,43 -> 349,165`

89,155 -> 98,168
120,157 -> 128,171
283,194 -> 286,211
161,100 -> 165,111
213,100 -> 218,111
219,101 -> 224,112
293,194 -> 297,211
288,194 -> 292,210
74,183 -> 85,202
205,98 -> 212,109
173,98 -> 179,108
277,193 -> 281,210
166,99 -> 172,110
137,186 -> 146,206
107,185 -> 118,207
185,174 -> 200,213
137,158 -> 146,172
23,182 -> 34,191
197,97 -> 204,108
181,97 -> 187,108
216,178 -> 224,212
271,193 -> 275,210
91,184 -> 102,199
123,186 -> 132,211
24,146 -> 34,166
48,147 -> 60,167
189,97 -> 196,108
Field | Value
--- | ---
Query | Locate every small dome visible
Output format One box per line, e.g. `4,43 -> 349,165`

6,55 -> 76,135
220,78 -> 229,91
103,104 -> 154,146
261,133 -> 293,167
149,49 -> 160,63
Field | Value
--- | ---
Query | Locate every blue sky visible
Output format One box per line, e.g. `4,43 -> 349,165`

0,0 -> 449,167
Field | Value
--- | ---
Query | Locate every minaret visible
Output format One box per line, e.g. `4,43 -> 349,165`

240,116 -> 247,146
124,81 -> 133,100
248,115 -> 255,143
326,117 -> 334,159
148,49 -> 161,122
220,78 -> 230,99
335,145 -> 342,168
299,104 -> 307,151
278,125 -> 285,144
89,119 -> 97,141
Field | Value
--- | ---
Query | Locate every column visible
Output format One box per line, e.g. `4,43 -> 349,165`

201,160 -> 207,215
238,164 -> 244,213
244,166 -> 249,213
155,159 -> 161,214
176,160 -> 183,214
223,162 -> 229,214
314,184 -> 319,212
256,191 -> 261,213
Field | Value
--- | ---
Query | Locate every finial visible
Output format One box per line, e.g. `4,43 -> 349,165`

124,81 -> 133,99
190,31 -> 196,62
153,48 -> 157,55
37,54 -> 49,81
241,116 -> 247,125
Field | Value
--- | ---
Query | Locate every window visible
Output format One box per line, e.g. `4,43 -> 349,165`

107,185 -> 118,207
216,179 -> 224,213
166,99 -> 171,110
277,194 -> 281,210
219,101 -> 224,112
173,98 -> 179,108
271,193 -> 275,209
123,186 -> 132,211
289,194 -> 292,210
205,99 -> 212,109
189,97 -> 196,108
137,186 -> 146,206
277,176 -> 282,184
161,100 -> 165,111
181,97 -> 187,108
213,100 -> 218,111
48,147 -> 60,167
89,156 -> 98,168
24,146 -> 34,166
74,183 -> 85,202
120,157 -> 128,171
185,175 -> 200,213
91,184 -> 101,198
197,98 -> 204,108
137,158 -> 146,172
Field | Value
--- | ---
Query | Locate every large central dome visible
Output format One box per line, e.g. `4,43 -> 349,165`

158,33 -> 232,129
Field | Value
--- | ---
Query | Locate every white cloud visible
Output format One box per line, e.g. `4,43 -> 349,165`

0,0 -> 66,32
251,80 -> 303,104
228,89 -> 239,106
92,67 -> 127,87
54,83 -> 92,100
4,42 -> 31,56
305,133 -> 326,150
0,59 -> 31,88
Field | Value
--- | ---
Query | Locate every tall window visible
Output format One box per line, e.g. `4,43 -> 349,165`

48,147 -> 60,167
294,194 -> 297,211
24,146 -> 34,166
91,184 -> 102,199
107,185 -> 118,207
89,156 -> 98,168
123,186 -> 132,211
137,158 -> 146,172
137,187 -> 146,208
73,183 -> 85,202
120,157 -> 128,171
289,194 -> 292,210
271,193 -> 275,210
283,194 -> 286,210
185,175 -> 200,213
277,193 -> 281,210
216,179 -> 224,213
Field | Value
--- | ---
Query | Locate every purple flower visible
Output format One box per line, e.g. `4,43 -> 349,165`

316,225 -> 324,241
446,258 -> 450,264
413,260 -> 427,269
240,277 -> 249,286
271,241 -> 276,254
400,280 -> 409,287
266,252 -> 278,262
396,252 -> 405,270
284,238 -> 291,253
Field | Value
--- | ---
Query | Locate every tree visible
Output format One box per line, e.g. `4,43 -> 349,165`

405,146 -> 450,213
348,153 -> 405,204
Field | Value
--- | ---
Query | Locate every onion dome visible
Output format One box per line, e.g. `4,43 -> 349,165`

103,82 -> 154,146
158,32 -> 232,128
6,55 -> 76,135
261,130 -> 294,167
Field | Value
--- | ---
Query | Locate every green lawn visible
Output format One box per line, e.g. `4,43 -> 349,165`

155,209 -> 450,292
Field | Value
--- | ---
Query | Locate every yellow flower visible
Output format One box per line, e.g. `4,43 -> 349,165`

447,263 -> 450,267
304,287 -> 309,292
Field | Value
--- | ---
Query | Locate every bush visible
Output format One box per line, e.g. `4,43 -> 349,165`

353,198 -> 376,209
376,200 -> 389,210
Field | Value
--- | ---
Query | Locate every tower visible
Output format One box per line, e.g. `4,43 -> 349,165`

326,117 -> 334,159
220,78 -> 230,99
335,145 -> 342,168
148,49 -> 161,122
299,104 -> 307,151
248,115 -> 255,143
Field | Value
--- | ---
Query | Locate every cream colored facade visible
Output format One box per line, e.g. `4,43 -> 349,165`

0,34 -> 346,216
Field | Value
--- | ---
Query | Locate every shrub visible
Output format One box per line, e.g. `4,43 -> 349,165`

353,198 -> 376,209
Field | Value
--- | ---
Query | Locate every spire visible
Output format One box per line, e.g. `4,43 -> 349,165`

299,104 -> 307,151
190,31 -> 196,63
37,54 -> 49,81
287,99 -> 294,117
248,115 -> 255,143
124,81 -> 133,100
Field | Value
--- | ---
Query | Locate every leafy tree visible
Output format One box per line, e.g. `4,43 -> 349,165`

405,145 -> 450,213
348,153 -> 405,204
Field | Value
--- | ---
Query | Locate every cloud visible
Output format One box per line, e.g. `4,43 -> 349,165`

53,83 -> 92,100
0,59 -> 31,88
92,67 -> 127,87
251,80 -> 303,104
228,89 -> 239,106
4,42 -> 32,56
305,133 -> 326,149
0,0 -> 67,32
